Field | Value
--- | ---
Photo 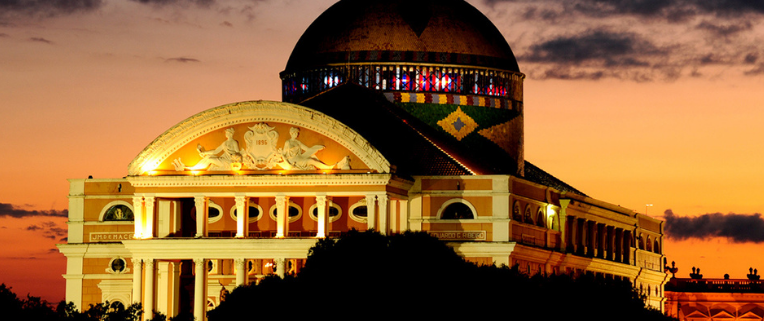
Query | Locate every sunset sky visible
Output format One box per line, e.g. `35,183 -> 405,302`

2,0 -> 764,303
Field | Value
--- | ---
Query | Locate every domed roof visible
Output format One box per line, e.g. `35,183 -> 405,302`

284,0 -> 520,73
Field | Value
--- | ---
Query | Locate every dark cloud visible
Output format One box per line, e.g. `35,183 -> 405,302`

744,53 -> 758,64
541,68 -> 605,80
29,36 -> 51,44
0,0 -> 103,17
26,225 -> 42,231
129,0 -> 215,8
744,64 -> 764,76
483,0 -> 764,21
220,20 -> 232,27
25,221 -> 67,240
0,203 -> 67,218
520,6 -> 564,22
521,29 -> 668,80
524,30 -> 661,65
696,20 -> 752,39
0,33 -> 8,37
664,209 -> 764,243
165,57 -> 200,63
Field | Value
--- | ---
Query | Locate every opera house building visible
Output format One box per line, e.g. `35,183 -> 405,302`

57,0 -> 668,320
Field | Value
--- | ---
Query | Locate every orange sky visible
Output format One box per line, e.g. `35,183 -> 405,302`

1,0 -> 763,303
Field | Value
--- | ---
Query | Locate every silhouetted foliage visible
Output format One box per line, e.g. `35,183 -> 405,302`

0,284 -> 185,321
209,230 -> 676,321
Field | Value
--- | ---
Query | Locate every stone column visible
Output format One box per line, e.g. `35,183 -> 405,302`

156,262 -> 171,318
275,195 -> 288,238
170,262 -> 180,317
194,196 -> 207,238
235,195 -> 247,238
133,196 -> 144,238
579,220 -> 586,255
144,196 -> 155,239
586,221 -> 596,257
378,194 -> 389,235
566,216 -> 576,253
365,195 -> 377,231
235,258 -> 247,288
144,259 -> 155,320
390,200 -> 399,234
275,258 -> 286,279
615,228 -> 623,263
623,231 -> 632,265
558,199 -> 570,252
131,258 -> 142,304
399,200 -> 409,231
193,258 -> 207,321
316,195 -> 327,238
606,226 -> 615,261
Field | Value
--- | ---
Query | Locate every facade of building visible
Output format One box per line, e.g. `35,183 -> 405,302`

57,0 -> 668,320
665,274 -> 764,320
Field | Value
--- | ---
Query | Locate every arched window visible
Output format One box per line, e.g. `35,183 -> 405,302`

524,205 -> 533,224
638,234 -> 645,250
536,208 -> 545,228
512,201 -> 522,222
654,239 -> 661,254
100,201 -> 134,222
437,199 -> 476,219
646,236 -> 652,251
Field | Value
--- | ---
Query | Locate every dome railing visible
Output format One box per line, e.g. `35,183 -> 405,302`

282,63 -> 522,104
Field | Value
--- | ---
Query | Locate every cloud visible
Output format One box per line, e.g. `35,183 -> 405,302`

0,0 -> 104,17
482,0 -> 764,80
25,221 -> 67,240
165,57 -> 200,63
744,64 -> 764,76
520,29 -> 674,80
524,29 -> 661,65
664,209 -> 764,243
0,202 -> 67,218
128,0 -> 215,8
696,20 -> 753,39
29,37 -> 52,44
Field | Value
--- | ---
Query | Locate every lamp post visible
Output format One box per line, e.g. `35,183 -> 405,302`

646,204 -> 653,216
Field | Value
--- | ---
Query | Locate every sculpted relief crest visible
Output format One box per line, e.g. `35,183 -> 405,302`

172,124 -> 351,172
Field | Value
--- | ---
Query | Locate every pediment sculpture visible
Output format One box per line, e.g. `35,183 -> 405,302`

172,124 -> 351,172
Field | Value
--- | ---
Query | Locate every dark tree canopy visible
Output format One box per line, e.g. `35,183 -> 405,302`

209,230 -> 676,321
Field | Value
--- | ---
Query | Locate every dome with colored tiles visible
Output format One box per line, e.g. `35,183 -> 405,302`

282,0 -> 526,177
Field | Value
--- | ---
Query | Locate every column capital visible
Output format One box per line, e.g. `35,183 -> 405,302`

316,195 -> 327,206
131,258 -> 143,265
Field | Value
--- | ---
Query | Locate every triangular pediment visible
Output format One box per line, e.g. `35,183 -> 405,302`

128,101 -> 390,176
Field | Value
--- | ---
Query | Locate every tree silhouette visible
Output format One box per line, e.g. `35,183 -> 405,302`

210,230 -> 676,321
